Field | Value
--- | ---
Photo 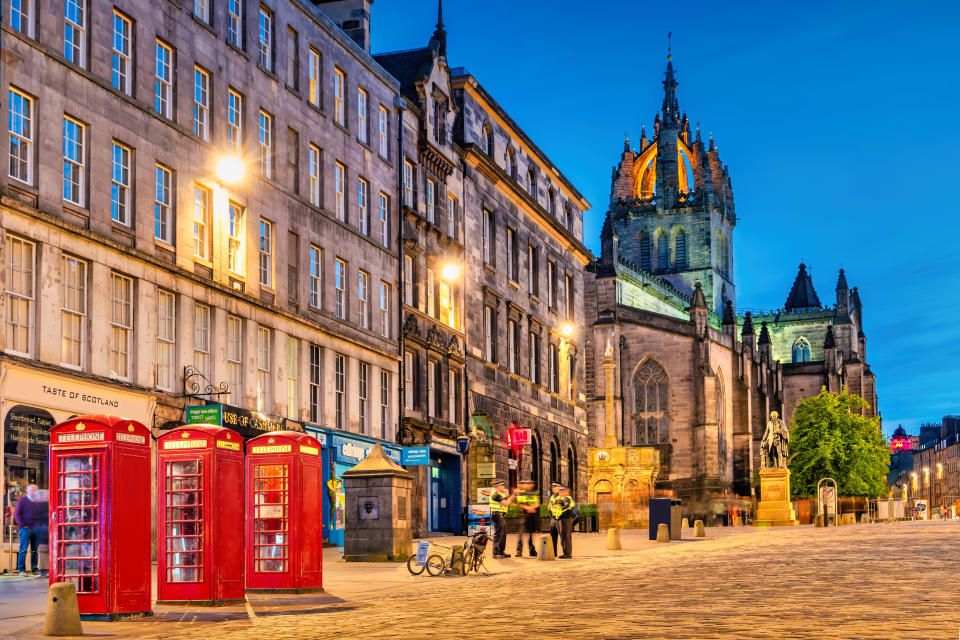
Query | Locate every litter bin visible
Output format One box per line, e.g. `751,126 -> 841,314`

670,499 -> 682,540
649,498 -> 671,540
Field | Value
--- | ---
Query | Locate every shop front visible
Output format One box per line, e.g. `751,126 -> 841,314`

427,437 -> 463,534
1,362 -> 156,506
302,426 -> 402,547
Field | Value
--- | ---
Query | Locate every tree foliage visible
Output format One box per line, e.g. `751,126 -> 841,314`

788,388 -> 889,497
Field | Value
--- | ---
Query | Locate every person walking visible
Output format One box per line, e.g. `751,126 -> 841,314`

514,479 -> 540,558
14,485 -> 44,576
556,486 -> 578,558
548,483 -> 564,557
489,480 -> 512,559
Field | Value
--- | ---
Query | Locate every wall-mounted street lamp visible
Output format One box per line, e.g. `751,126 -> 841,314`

216,156 -> 245,184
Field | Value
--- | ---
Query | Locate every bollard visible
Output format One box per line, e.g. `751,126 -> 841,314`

656,523 -> 670,543
681,517 -> 689,530
606,527 -> 622,550
815,514 -> 824,527
44,582 -> 83,637
536,535 -> 556,561
693,520 -> 706,538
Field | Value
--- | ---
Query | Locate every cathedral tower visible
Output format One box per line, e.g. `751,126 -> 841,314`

601,46 -> 736,313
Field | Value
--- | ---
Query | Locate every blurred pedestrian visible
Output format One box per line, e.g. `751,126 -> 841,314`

514,479 -> 540,558
14,485 -> 44,576
489,480 -> 512,558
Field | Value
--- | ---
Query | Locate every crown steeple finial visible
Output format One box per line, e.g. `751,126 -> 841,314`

431,0 -> 447,57
662,32 -> 679,127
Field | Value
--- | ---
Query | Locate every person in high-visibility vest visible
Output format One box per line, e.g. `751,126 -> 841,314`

514,479 -> 540,557
555,486 -> 577,558
489,480 -> 513,558
548,482 -> 564,557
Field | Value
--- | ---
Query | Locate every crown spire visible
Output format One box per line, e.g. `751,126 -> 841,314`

432,0 -> 447,57
662,32 -> 680,127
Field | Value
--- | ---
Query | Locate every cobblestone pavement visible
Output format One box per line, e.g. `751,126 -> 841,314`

5,520 -> 959,639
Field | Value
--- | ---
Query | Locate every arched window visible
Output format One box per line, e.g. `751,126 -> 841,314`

656,229 -> 669,270
529,433 -> 541,495
792,337 -> 811,363
716,373 -> 727,476
632,230 -> 650,269
563,205 -> 572,229
507,148 -> 517,180
675,228 -> 687,269
632,359 -> 668,444
548,188 -> 556,216
528,168 -> 537,198
481,123 -> 493,156
550,441 -> 560,485
566,446 -> 577,497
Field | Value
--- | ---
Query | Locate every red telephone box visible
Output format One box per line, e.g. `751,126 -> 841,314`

157,424 -> 245,605
48,415 -> 151,619
245,431 -> 323,592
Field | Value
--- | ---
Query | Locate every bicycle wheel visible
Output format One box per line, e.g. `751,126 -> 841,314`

406,554 -> 425,576
425,554 -> 445,576
461,547 -> 473,575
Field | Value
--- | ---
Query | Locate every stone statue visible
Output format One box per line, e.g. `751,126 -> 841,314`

760,411 -> 789,469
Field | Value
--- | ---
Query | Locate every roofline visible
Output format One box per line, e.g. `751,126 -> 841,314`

293,0 -> 400,91
450,68 -> 590,210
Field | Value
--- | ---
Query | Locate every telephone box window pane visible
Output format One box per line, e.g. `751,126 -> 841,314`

164,459 -> 203,582
253,463 -> 288,573
56,455 -> 100,594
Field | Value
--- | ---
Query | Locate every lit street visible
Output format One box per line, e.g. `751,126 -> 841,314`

2,521 -> 956,639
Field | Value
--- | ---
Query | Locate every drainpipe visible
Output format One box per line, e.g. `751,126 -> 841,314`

395,96 -> 407,442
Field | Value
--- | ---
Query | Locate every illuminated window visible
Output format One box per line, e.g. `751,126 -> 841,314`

308,48 -> 321,107
60,255 -> 85,367
227,202 -> 244,275
792,337 -> 811,364
109,273 -> 133,380
334,68 -> 345,126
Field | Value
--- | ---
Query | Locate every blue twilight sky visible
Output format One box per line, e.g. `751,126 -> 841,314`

370,0 -> 960,436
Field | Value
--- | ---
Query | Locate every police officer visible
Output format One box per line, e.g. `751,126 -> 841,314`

514,479 -> 540,557
489,480 -> 512,558
557,486 -> 577,558
548,482 -> 564,557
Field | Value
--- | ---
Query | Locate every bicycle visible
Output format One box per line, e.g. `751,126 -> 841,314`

460,530 -> 490,575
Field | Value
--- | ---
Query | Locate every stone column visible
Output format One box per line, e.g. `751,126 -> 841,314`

603,338 -> 618,448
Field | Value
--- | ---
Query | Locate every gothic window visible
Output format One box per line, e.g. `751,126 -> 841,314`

507,148 -> 517,180
639,231 -> 651,270
792,337 -> 811,363
527,168 -> 537,198
632,359 -> 668,444
566,446 -> 577,497
550,440 -> 560,485
675,228 -> 688,269
481,123 -> 493,156
716,373 -> 727,476
656,229 -> 669,270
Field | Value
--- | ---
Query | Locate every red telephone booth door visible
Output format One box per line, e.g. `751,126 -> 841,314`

160,454 -> 207,600
250,457 -> 291,588
53,450 -> 104,602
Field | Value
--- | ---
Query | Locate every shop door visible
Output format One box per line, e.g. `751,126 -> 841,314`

53,451 -> 104,610
429,454 -> 462,533
430,467 -> 440,531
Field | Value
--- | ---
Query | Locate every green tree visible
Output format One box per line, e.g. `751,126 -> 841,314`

788,387 -> 889,497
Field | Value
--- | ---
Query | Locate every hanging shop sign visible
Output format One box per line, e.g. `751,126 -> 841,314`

429,437 -> 461,456
505,422 -> 531,452
185,404 -> 295,439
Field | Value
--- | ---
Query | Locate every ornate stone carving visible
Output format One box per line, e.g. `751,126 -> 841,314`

403,314 -> 421,339
447,336 -> 462,357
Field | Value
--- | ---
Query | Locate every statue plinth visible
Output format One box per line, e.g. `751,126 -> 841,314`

755,468 -> 798,527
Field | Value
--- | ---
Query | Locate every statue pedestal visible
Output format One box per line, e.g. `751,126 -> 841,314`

755,468 -> 798,527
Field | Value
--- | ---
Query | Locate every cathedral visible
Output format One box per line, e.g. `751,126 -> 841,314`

584,50 -> 878,511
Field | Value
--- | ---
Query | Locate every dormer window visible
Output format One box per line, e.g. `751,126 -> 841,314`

433,97 -> 447,145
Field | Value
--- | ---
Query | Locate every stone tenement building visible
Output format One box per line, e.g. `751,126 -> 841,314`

585,51 -> 879,511
0,0 -> 404,515
377,7 -> 592,516
912,416 -> 960,515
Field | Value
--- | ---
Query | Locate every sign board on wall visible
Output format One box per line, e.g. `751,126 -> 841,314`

476,462 -> 495,478
332,435 -> 402,465
402,447 -> 430,465
186,405 -> 222,426
3,405 -> 55,458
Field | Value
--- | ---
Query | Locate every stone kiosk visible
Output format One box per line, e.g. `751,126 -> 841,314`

587,339 -> 660,528
755,412 -> 799,527
342,443 -> 414,561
